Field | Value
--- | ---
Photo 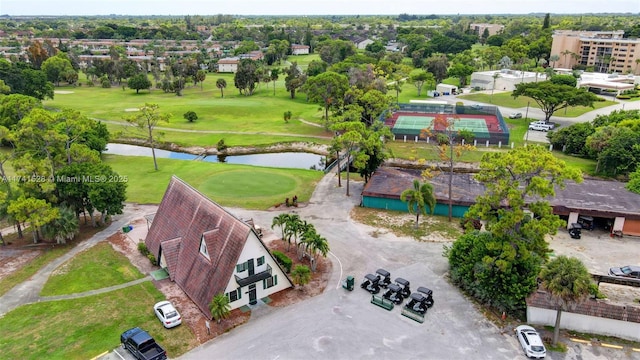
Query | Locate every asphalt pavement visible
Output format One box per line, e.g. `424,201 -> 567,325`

176,166 -> 640,359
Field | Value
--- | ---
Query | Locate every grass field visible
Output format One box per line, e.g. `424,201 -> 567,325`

457,92 -> 617,117
0,281 -> 198,360
40,242 -> 145,296
104,154 -> 325,209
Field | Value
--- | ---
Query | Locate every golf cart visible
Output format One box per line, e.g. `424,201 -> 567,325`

568,223 -> 582,239
360,274 -> 381,294
376,269 -> 392,288
382,283 -> 405,305
405,292 -> 429,315
395,277 -> 411,298
417,286 -> 435,308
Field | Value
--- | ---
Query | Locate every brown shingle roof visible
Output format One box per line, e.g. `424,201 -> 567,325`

145,176 -> 252,318
363,167 -> 640,218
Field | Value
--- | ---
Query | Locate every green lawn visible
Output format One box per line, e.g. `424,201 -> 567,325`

40,242 -> 145,296
0,247 -> 69,297
45,73 -> 330,139
0,282 -> 198,360
104,154 -> 325,208
457,92 -> 617,117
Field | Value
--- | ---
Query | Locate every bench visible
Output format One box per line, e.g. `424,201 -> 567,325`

401,307 -> 425,323
371,294 -> 394,311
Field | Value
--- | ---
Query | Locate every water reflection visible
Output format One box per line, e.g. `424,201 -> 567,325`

104,143 -> 326,171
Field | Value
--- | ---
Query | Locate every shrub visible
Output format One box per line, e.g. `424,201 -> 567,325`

217,139 -> 228,151
183,110 -> 198,122
147,254 -> 157,266
272,250 -> 292,273
137,242 -> 150,256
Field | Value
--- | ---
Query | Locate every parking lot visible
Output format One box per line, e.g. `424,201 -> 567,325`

175,176 -> 640,360
97,174 -> 640,360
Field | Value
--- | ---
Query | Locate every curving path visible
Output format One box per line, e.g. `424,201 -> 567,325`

0,204 -> 155,317
96,119 -> 333,139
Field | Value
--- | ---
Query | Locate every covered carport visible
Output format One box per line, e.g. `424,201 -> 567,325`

577,78 -> 635,96
551,179 -> 640,236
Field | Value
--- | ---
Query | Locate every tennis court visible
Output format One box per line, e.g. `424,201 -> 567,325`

385,103 -> 510,145
395,115 -> 490,133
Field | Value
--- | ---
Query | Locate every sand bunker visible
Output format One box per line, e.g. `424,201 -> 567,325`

54,90 -> 74,94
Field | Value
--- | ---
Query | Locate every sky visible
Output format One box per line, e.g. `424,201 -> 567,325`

1,0 -> 638,16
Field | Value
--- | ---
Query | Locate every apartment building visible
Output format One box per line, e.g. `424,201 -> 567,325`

551,30 -> 640,74
469,23 -> 504,37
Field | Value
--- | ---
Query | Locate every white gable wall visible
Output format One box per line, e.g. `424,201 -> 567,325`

222,231 -> 292,310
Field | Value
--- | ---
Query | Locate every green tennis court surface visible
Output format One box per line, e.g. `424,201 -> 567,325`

394,115 -> 489,132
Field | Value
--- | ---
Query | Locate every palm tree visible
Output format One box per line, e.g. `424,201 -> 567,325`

300,226 -> 329,272
270,68 -> 280,96
283,214 -> 302,252
291,264 -> 311,288
208,293 -> 231,323
561,50 -> 573,68
215,78 -> 227,98
635,59 -> 640,75
400,180 -> 436,228
491,72 -> 500,102
271,213 -> 289,246
41,206 -> 79,244
539,256 -> 592,346
549,54 -> 560,68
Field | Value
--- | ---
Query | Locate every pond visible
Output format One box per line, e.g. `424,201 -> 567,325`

104,143 -> 327,171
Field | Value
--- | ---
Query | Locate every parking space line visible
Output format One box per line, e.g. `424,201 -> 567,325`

114,347 -> 126,360
89,351 -> 108,360
632,348 -> 640,352
601,343 -> 624,350
570,338 -> 590,344
329,250 -> 343,289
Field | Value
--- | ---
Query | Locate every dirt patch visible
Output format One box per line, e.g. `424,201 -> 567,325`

265,238 -> 332,307
0,220 -> 108,280
0,248 -> 41,280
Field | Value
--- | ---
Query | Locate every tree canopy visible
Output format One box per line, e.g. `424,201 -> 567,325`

512,81 -> 601,122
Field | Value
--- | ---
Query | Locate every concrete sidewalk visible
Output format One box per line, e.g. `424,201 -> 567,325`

0,204 -> 155,317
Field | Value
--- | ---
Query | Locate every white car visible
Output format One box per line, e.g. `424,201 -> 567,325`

154,301 -> 182,328
508,112 -> 523,119
528,122 -> 553,132
515,325 -> 546,358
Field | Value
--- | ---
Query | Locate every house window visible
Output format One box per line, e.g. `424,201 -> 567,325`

227,288 -> 241,302
257,256 -> 265,266
236,261 -> 248,273
263,275 -> 278,289
199,235 -> 210,260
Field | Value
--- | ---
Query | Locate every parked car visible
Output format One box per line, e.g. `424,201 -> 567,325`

153,300 -> 182,328
470,104 -> 482,109
121,327 -> 167,360
608,265 -> 640,278
528,123 -> 552,132
508,112 -> 523,119
515,325 -> 546,359
530,121 -> 554,129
